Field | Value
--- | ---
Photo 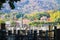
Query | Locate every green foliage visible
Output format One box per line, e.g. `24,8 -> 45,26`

11,21 -> 16,27
29,21 -> 58,26
0,12 -> 4,15
55,18 -> 60,24
29,21 -> 46,26
48,10 -> 60,22
16,13 -> 24,18
55,18 -> 60,22
0,19 -> 5,24
5,14 -> 10,19
24,12 -> 50,20
36,12 -> 50,20
8,2 -> 15,9
29,21 -> 40,26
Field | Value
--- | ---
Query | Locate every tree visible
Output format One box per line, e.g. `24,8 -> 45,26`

0,0 -> 21,9
55,18 -> 60,24
24,12 -> 50,20
16,13 -> 24,18
0,19 -> 5,24
47,10 -> 60,22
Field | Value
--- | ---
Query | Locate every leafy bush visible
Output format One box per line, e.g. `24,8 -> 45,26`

24,12 -> 50,20
29,21 -> 57,27
0,19 -> 5,24
11,21 -> 16,27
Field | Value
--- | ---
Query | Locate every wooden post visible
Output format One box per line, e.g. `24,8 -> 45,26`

54,26 -> 57,40
49,25 -> 53,40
